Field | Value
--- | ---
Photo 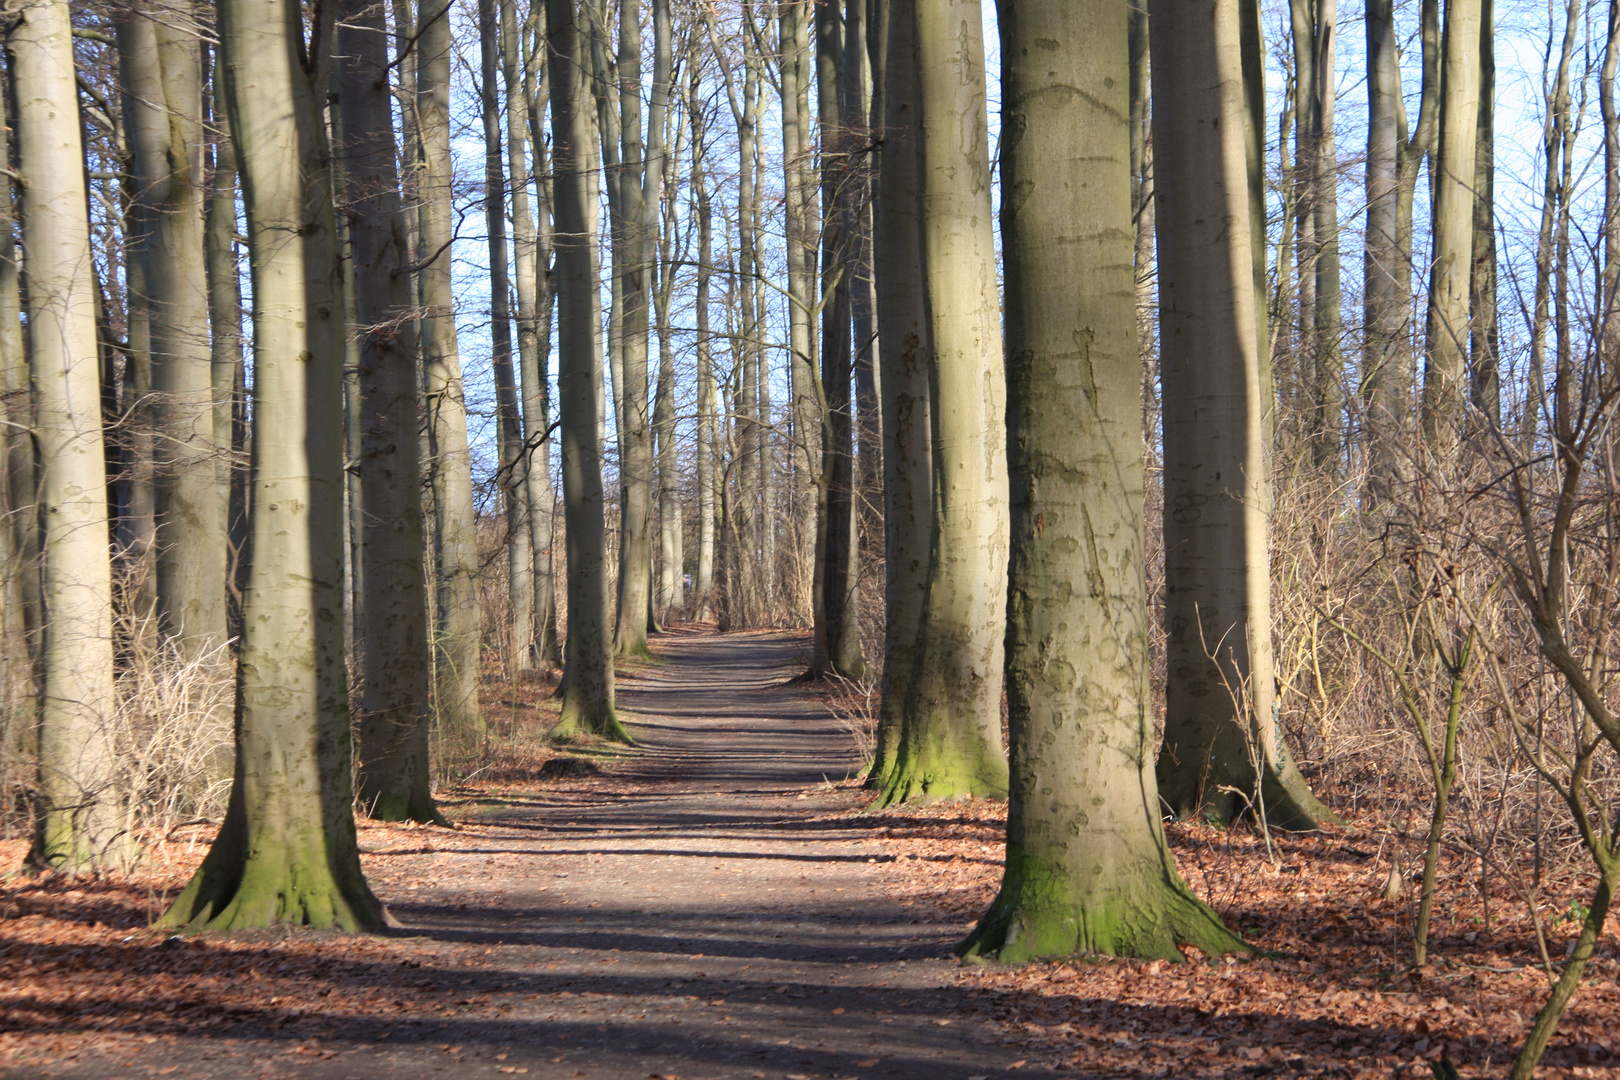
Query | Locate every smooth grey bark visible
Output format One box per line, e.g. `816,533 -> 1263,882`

548,0 -> 626,741
1152,0 -> 1333,830
1468,0 -> 1498,424
1363,0 -> 1406,496
652,98 -> 685,623
117,7 -> 230,669
0,41 -> 36,763
1290,0 -> 1342,471
605,0 -> 670,657
510,0 -> 561,669
692,94 -> 717,622
870,0 -> 929,788
963,0 -> 1246,963
204,47 -> 246,617
14,0 -> 119,874
810,0 -> 865,678
418,0 -> 485,743
780,0 -> 817,624
156,0 -> 385,930
1422,0 -> 1483,442
113,22 -> 159,657
335,0 -> 439,825
877,0 -> 1009,807
1129,1 -> 1157,441
481,0 -> 535,675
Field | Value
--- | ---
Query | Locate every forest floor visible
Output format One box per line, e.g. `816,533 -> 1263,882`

1,627 -> 1619,1079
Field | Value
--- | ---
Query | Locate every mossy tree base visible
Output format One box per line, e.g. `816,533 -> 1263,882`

158,786 -> 390,933
1156,732 -> 1341,831
874,723 -> 1007,808
959,844 -> 1248,963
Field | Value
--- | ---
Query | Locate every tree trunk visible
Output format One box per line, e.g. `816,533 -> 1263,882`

870,0 -> 930,788
1152,0 -> 1333,830
157,0 -> 385,929
609,0 -> 669,658
481,0 -> 536,676
1422,0 -> 1483,443
780,0 -> 818,625
118,8 -> 230,670
1363,0 -> 1406,499
0,41 -> 36,765
1130,2 -> 1157,443
335,0 -> 440,824
15,0 -> 119,874
693,100 -> 718,622
1468,0 -> 1498,425
963,0 -> 1248,962
1291,0 -> 1342,472
204,46 -> 248,626
548,0 -> 628,742
418,0 -> 486,744
518,5 -> 562,669
877,0 -> 1008,807
811,0 -> 865,678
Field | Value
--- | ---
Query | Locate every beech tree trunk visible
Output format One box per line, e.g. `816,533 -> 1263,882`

1469,0 -> 1498,424
870,0 -> 930,787
1422,0 -> 1483,442
877,0 -> 1009,807
516,3 -> 562,669
548,0 -> 627,741
15,0 -> 119,874
336,0 -> 440,824
481,0 -> 536,675
158,0 -> 385,929
692,94 -> 718,622
118,7 -> 230,671
780,0 -> 818,624
1152,0 -> 1333,830
418,0 -> 486,743
0,45 -> 35,762
963,0 -> 1247,962
811,0 -> 865,678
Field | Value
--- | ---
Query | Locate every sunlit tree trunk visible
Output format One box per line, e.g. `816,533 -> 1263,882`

780,0 -> 817,623
518,6 -> 562,668
1130,2 -> 1157,441
609,0 -> 670,657
481,0 -> 535,674
0,45 -> 36,760
117,8 -> 230,672
1422,0 -> 1483,443
1468,0 -> 1498,425
692,94 -> 718,622
157,0 -> 385,929
877,0 -> 1008,806
1291,0 -> 1342,471
15,0 -> 118,874
548,0 -> 627,741
870,0 -> 929,787
418,0 -> 485,742
811,0 -> 865,677
1152,0 -> 1332,830
963,0 -> 1247,962
335,0 -> 439,824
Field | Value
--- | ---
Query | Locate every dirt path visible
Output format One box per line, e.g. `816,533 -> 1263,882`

49,630 -> 1018,1080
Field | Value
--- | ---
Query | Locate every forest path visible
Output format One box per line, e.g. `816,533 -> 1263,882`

95,629 -> 1018,1080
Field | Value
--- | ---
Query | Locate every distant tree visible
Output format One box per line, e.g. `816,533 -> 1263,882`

336,0 -> 440,824
418,0 -> 485,745
548,0 -> 628,741
1152,0 -> 1333,830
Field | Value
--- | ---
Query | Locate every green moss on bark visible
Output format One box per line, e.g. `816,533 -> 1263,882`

959,842 -> 1248,963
